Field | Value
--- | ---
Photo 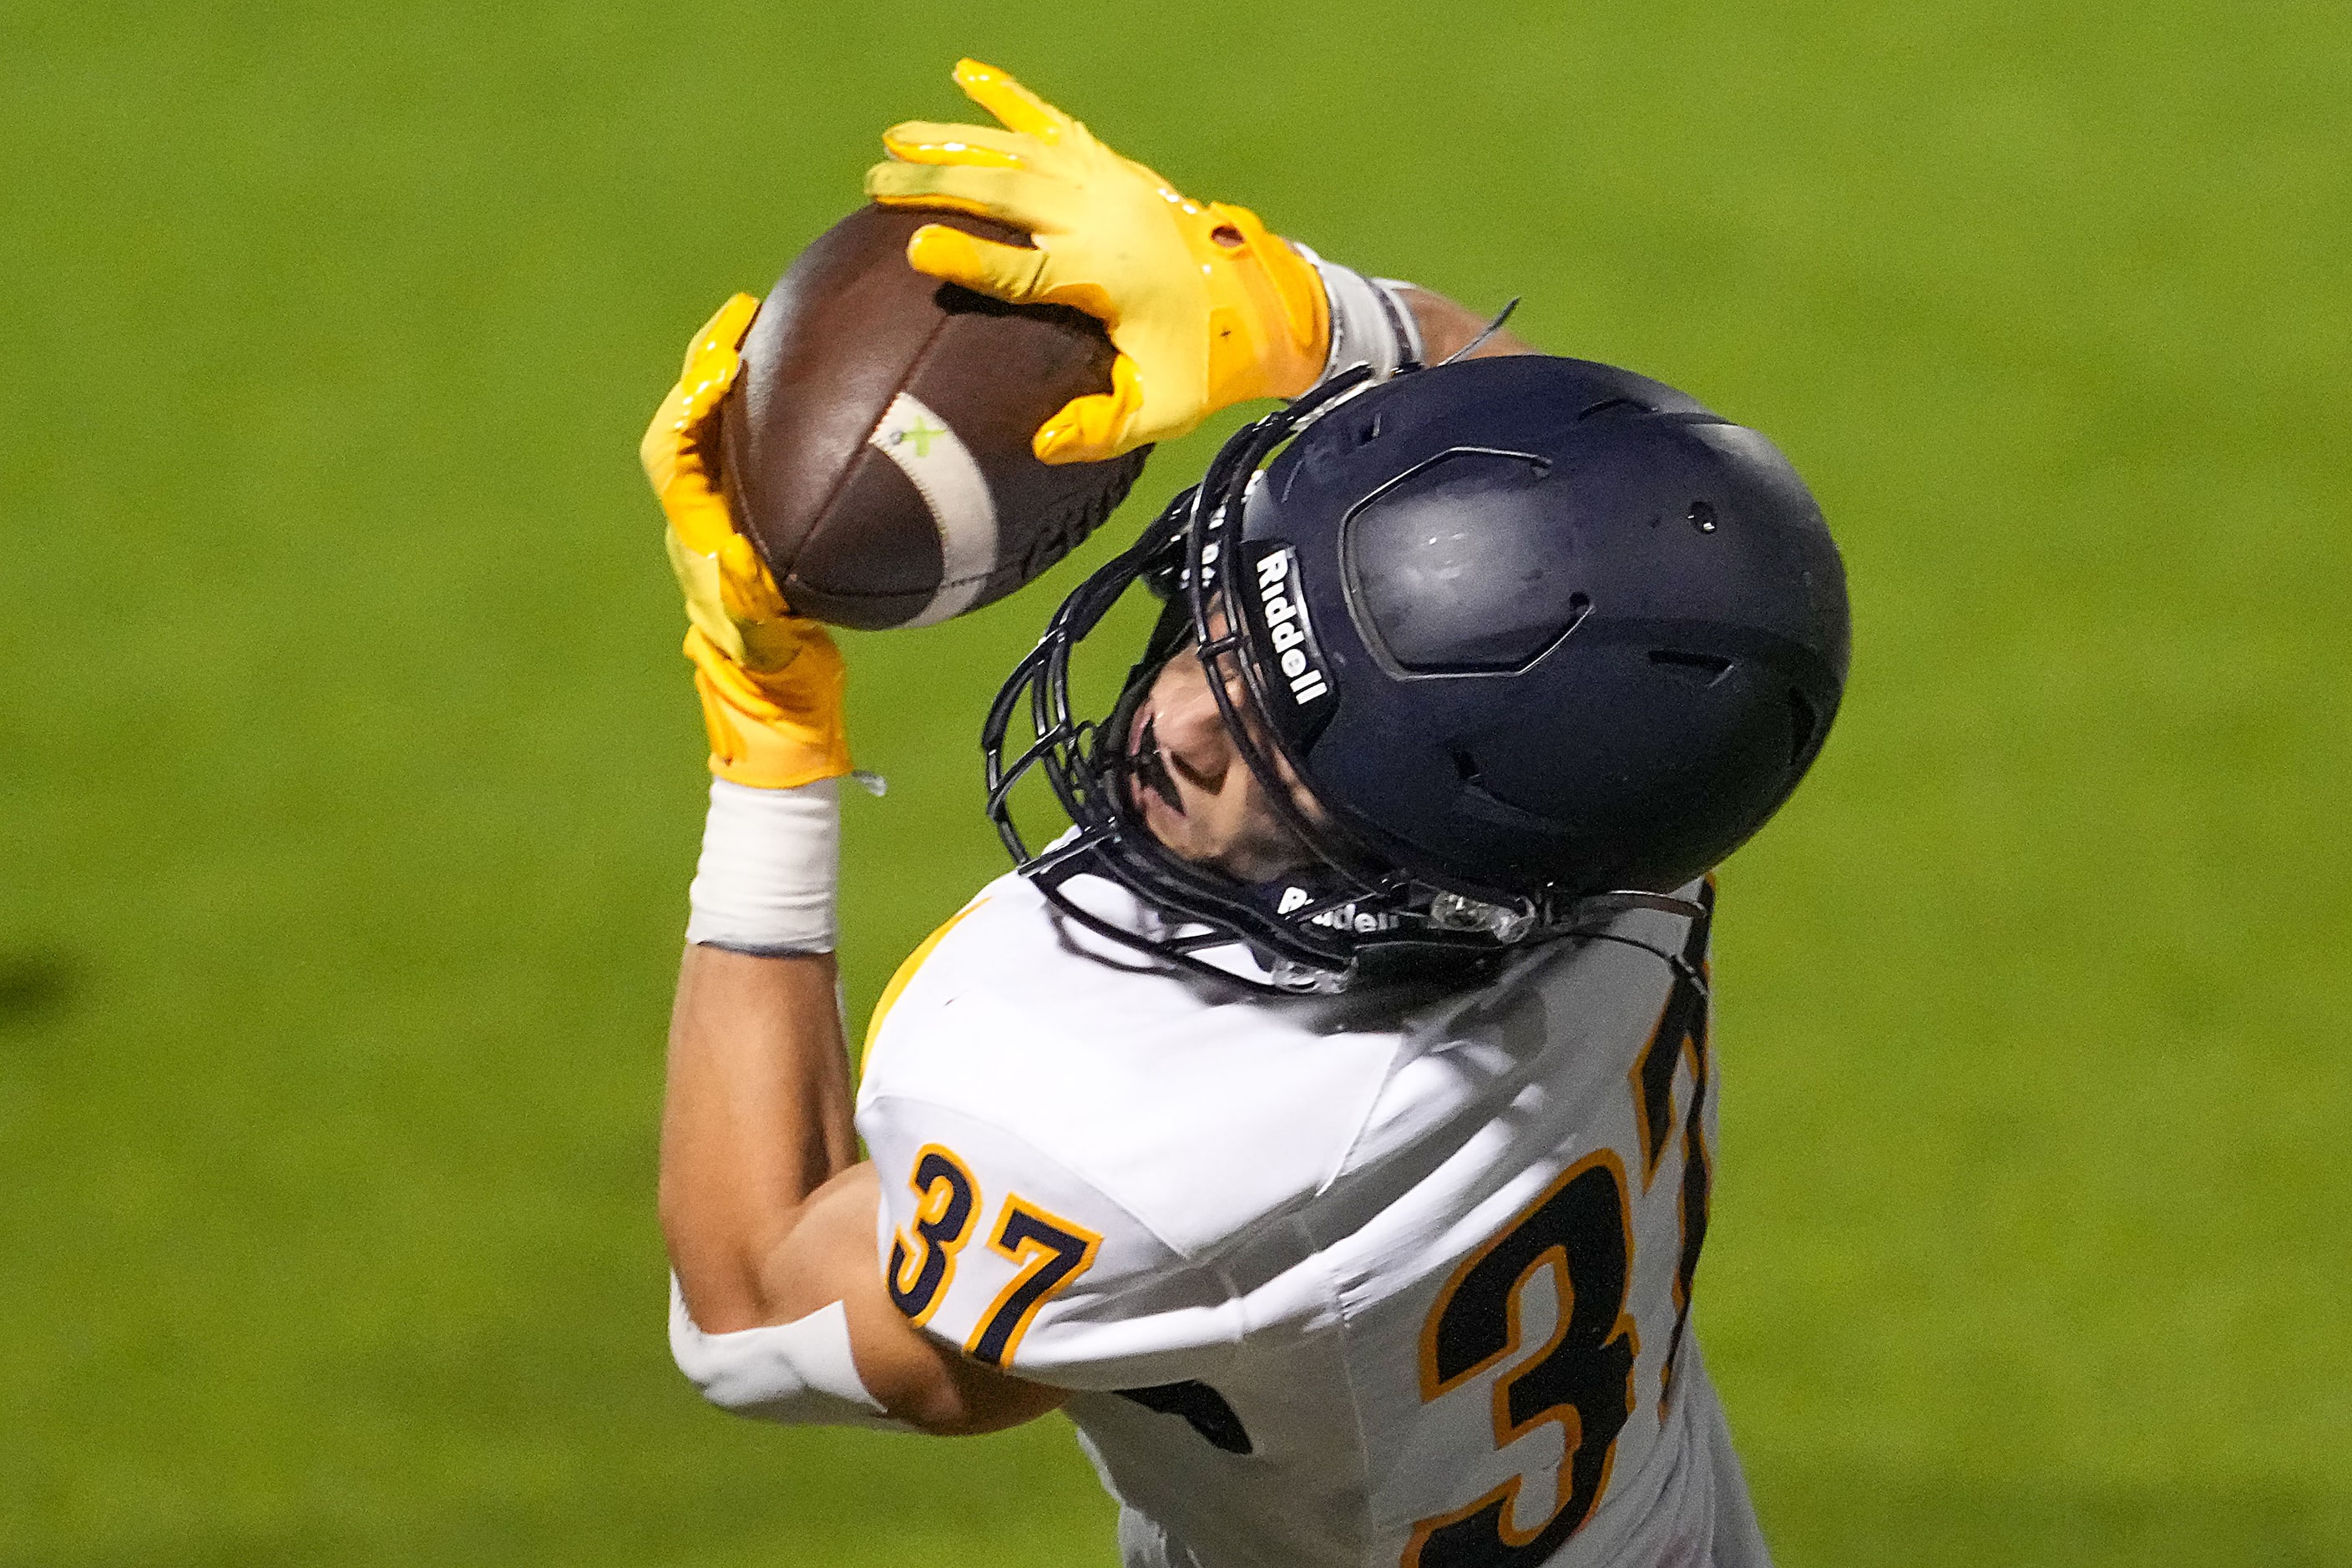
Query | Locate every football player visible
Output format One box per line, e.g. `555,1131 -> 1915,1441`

650,61 -> 1848,1568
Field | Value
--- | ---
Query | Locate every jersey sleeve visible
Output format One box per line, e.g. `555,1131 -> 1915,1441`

858,1093 -> 1242,1392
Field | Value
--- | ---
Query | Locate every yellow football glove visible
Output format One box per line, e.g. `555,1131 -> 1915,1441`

641,295 -> 852,790
866,59 -> 1331,464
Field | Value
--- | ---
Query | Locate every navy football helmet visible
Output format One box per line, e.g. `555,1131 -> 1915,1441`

983,354 -> 1850,992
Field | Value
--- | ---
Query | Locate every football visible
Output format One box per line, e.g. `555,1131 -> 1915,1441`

718,205 -> 1151,630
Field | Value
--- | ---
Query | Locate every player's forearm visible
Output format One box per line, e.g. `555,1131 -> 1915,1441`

1393,286 -> 1540,363
660,944 -> 857,1332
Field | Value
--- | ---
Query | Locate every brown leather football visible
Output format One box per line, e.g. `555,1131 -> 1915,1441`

718,205 -> 1151,630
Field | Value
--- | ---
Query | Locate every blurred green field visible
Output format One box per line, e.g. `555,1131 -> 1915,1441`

3,2 -> 2348,1563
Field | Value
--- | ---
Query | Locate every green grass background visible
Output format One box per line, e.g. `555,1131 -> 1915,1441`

3,1 -> 2346,1562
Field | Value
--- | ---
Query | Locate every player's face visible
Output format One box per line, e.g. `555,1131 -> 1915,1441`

1125,628 -> 1322,884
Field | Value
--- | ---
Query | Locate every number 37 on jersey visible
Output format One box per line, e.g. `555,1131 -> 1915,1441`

885,1143 -> 1102,1368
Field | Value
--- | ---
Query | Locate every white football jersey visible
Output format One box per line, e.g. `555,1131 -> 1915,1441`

855,867 -> 1770,1568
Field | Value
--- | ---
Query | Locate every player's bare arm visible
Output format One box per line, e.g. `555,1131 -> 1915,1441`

660,948 -> 1066,1433
645,296 -> 1068,1435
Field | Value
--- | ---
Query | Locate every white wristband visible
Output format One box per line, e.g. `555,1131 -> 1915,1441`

685,776 -> 840,955
669,1274 -> 912,1432
1299,248 -> 1425,384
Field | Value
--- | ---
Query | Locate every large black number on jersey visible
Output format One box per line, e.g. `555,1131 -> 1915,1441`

887,1145 -> 979,1325
1405,1153 -> 1639,1568
966,1196 -> 1100,1368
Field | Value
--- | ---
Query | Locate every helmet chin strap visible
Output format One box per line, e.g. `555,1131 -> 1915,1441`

1435,296 -> 1521,366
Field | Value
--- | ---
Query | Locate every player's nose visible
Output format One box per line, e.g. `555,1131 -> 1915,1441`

1153,658 -> 1237,784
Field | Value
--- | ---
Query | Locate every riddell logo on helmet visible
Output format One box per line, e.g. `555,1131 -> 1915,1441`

1255,549 -> 1329,706
1275,885 -> 1399,933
